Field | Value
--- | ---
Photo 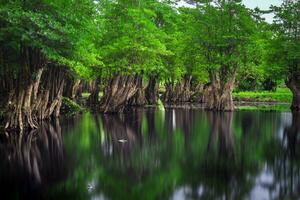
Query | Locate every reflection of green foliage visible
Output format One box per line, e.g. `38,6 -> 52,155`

47,110 -> 295,200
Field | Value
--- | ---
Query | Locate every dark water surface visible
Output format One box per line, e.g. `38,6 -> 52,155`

1,109 -> 300,200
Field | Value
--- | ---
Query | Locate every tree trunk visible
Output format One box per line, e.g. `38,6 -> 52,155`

99,74 -> 139,113
163,75 -> 193,105
87,78 -> 100,108
205,72 -> 235,111
4,46 -> 46,132
286,76 -> 300,111
129,75 -> 147,106
4,62 -> 66,132
163,82 -> 175,104
190,82 -> 204,103
35,64 -> 66,119
63,77 -> 81,100
206,82 -> 235,111
145,75 -> 159,105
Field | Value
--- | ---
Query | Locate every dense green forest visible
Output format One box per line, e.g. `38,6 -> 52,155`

0,0 -> 299,132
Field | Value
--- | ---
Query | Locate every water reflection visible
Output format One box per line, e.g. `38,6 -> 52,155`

0,119 -> 66,199
1,110 -> 300,200
206,112 -> 235,159
259,111 -> 300,200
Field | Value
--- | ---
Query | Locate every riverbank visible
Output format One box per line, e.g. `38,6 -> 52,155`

233,88 -> 291,111
78,88 -> 292,112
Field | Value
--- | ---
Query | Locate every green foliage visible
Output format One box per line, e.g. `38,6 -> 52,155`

1,0 -> 298,97
179,0 -> 259,87
46,110 -> 286,199
61,97 -> 86,116
98,0 -> 171,77
0,0 -> 101,75
266,1 -> 300,81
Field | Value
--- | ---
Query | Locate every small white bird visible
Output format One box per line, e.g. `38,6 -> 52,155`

118,139 -> 127,143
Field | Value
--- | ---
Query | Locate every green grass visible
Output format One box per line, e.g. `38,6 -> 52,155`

233,88 -> 292,103
236,104 -> 290,112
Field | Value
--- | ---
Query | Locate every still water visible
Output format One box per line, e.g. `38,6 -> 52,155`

0,109 -> 300,200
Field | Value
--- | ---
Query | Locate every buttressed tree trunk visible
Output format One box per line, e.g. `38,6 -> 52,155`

163,75 -> 193,105
99,74 -> 139,113
4,46 -> 46,132
286,75 -> 300,111
129,75 -> 147,106
190,81 -> 204,103
4,45 -> 66,132
205,71 -> 235,111
36,64 -> 66,119
63,77 -> 81,100
145,75 -> 159,105
87,78 -> 100,108
201,83 -> 213,104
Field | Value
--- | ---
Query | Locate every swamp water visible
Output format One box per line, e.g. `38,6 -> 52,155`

0,109 -> 300,200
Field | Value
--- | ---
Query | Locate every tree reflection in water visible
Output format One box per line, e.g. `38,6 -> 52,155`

0,119 -> 66,199
59,110 -> 300,200
1,110 -> 300,200
261,111 -> 300,199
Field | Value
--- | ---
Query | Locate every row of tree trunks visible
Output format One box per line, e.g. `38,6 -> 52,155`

145,75 -> 159,105
163,75 -> 193,105
99,74 -> 139,113
4,46 -> 46,132
286,75 -> 300,111
3,46 -> 66,132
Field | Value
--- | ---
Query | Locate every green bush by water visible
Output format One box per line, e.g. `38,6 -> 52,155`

61,97 -> 86,116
